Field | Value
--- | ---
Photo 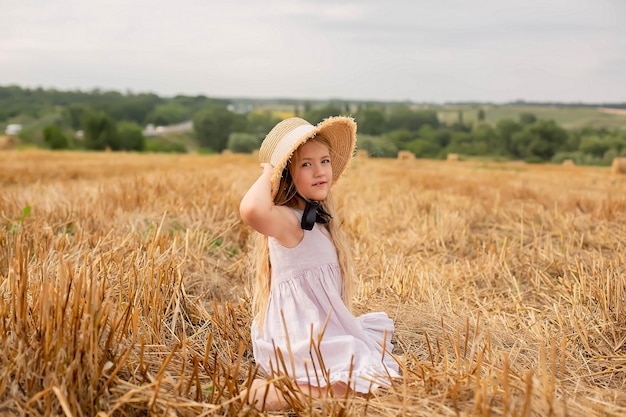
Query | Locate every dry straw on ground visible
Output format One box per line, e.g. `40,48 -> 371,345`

1,149 -> 625,416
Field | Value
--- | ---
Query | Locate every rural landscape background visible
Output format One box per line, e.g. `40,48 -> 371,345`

2,85 -> 626,166
1,85 -> 625,416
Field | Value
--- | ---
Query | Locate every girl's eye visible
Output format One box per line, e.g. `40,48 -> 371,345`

322,159 -> 331,164
301,162 -> 311,168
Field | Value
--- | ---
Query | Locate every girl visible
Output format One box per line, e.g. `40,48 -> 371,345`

239,116 -> 399,410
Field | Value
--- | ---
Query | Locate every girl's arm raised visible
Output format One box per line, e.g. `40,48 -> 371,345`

240,163 -> 302,245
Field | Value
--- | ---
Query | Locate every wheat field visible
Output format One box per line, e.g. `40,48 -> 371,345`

1,150 -> 625,416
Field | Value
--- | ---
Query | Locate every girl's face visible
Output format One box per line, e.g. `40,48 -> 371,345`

290,139 -> 333,203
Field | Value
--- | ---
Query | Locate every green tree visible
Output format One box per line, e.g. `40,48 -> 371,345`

357,134 -> 397,158
405,138 -> 441,158
147,103 -> 189,126
529,120 -> 568,159
433,129 -> 452,148
91,92 -> 162,125
471,124 -> 498,155
170,94 -> 213,114
519,112 -> 537,125
445,131 -> 476,156
355,108 -> 387,135
579,136 -> 610,158
303,104 -> 344,124
245,111 -> 281,137
510,120 -> 568,161
82,111 -> 119,150
510,130 -> 533,159
117,121 -> 145,151
495,119 -> 523,156
387,105 -> 439,132
63,104 -> 88,130
43,125 -> 69,149
387,129 -> 414,150
193,104 -> 237,152
227,132 -> 259,153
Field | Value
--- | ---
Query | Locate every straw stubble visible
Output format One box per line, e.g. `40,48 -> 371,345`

0,150 -> 624,416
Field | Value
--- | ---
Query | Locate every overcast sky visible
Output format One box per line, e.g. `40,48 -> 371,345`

1,0 -> 625,103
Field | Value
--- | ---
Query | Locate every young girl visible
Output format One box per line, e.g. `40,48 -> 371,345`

239,116 -> 399,410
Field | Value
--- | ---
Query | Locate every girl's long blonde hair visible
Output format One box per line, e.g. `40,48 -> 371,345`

251,135 -> 354,327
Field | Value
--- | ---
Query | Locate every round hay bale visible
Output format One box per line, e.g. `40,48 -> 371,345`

397,150 -> 415,160
221,149 -> 233,155
562,159 -> 575,166
0,135 -> 16,150
447,153 -> 459,161
611,157 -> 626,174
356,149 -> 369,159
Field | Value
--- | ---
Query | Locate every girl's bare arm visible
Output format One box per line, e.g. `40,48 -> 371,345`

240,163 -> 302,246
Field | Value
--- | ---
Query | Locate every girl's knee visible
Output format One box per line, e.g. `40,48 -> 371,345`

244,378 -> 351,411
245,378 -> 291,411
298,381 -> 348,399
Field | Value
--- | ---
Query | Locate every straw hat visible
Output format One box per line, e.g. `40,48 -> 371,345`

259,116 -> 357,199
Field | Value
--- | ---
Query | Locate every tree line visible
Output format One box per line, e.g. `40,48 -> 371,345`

1,85 -> 625,165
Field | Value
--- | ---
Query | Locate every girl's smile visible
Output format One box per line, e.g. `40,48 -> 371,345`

290,139 -> 333,204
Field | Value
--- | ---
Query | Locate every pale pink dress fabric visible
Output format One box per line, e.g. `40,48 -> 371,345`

251,209 -> 400,393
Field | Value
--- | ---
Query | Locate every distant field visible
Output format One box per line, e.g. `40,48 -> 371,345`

437,105 -> 626,130
1,150 -> 625,416
249,102 -> 626,130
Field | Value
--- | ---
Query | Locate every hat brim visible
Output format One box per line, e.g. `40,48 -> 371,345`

267,116 -> 357,199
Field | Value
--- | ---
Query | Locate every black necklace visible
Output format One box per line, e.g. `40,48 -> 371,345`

298,194 -> 332,230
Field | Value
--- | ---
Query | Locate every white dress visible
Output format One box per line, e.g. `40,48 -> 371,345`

251,209 -> 400,393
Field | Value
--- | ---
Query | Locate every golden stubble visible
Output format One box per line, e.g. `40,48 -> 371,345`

0,149 -> 624,416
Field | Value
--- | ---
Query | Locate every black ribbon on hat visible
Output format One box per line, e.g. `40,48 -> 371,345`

298,194 -> 332,230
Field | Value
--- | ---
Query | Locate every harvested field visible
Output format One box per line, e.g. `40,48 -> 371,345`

599,107 -> 626,116
1,149 -> 625,416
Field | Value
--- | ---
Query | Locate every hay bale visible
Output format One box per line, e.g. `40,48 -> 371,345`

0,135 -> 16,150
356,149 -> 369,159
447,153 -> 459,161
397,150 -> 415,160
221,149 -> 233,155
562,159 -> 575,166
611,157 -> 626,174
